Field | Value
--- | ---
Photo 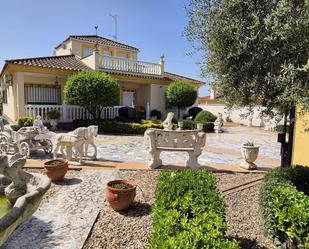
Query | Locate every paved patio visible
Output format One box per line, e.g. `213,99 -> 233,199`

25,126 -> 281,172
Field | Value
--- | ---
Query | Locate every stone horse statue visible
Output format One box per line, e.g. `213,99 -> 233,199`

83,125 -> 98,159
0,154 -> 30,204
54,127 -> 88,164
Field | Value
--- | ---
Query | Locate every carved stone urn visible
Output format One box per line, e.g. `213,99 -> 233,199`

49,119 -> 58,131
240,144 -> 259,170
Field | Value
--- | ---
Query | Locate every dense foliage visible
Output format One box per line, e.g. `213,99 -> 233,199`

194,110 -> 217,122
148,169 -> 239,248
64,71 -> 119,119
73,119 -> 163,135
260,166 -> 309,248
150,109 -> 162,120
18,117 -> 33,127
185,0 -> 309,114
181,119 -> 214,132
166,81 -> 198,118
47,110 -> 60,120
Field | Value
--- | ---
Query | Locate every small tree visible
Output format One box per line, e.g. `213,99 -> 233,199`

166,81 -> 198,119
64,71 -> 119,119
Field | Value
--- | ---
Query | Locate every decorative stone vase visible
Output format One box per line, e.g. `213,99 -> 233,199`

49,119 -> 58,131
240,145 -> 259,170
196,123 -> 203,130
43,159 -> 68,181
105,179 -> 136,211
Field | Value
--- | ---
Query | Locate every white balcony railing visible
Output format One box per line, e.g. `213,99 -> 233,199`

24,104 -> 121,122
99,56 -> 162,76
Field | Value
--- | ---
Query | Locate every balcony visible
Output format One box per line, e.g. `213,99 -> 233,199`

99,56 -> 163,76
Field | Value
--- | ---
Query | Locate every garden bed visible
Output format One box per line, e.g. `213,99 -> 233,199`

83,170 -> 275,249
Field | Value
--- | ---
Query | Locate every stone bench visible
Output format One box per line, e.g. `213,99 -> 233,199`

144,129 -> 206,169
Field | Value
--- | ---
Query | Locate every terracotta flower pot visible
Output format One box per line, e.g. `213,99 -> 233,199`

240,145 -> 259,170
105,179 -> 136,211
44,159 -> 68,181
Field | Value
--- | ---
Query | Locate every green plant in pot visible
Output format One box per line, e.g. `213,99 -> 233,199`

105,179 -> 137,211
240,141 -> 259,170
47,110 -> 60,131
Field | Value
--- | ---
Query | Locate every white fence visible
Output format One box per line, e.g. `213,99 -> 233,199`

24,104 -> 121,122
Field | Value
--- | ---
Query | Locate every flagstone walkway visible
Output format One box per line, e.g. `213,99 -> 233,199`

26,126 -> 281,172
1,170 -> 118,249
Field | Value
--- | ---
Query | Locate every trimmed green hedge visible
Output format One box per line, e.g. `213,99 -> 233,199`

148,170 -> 239,249
18,116 -> 33,127
275,124 -> 290,133
194,110 -> 217,123
72,119 -> 163,134
260,166 -> 309,248
181,119 -> 214,132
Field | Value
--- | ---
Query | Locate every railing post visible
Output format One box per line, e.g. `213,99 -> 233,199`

62,103 -> 67,122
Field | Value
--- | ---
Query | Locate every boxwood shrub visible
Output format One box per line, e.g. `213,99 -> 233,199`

194,110 -> 217,123
181,119 -> 214,132
72,119 -> 163,135
259,166 -> 309,248
148,169 -> 239,249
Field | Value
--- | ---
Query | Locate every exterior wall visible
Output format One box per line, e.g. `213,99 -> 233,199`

139,85 -> 151,109
150,84 -> 167,115
2,83 -> 17,122
199,103 -> 278,126
54,41 -> 72,56
55,39 -> 138,59
292,108 -> 309,166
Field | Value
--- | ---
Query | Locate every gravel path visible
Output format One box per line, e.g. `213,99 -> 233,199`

83,170 -> 275,249
83,170 -> 160,249
24,169 -> 80,203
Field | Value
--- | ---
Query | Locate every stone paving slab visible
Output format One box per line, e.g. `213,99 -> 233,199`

1,170 -> 118,249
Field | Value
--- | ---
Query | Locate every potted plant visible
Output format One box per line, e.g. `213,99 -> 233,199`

43,159 -> 68,181
240,141 -> 259,170
105,179 -> 136,211
47,110 -> 60,130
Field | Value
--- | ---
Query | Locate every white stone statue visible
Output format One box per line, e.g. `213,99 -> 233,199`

0,116 -> 4,132
33,115 -> 48,134
247,113 -> 253,127
163,112 -> 174,130
214,112 -> 223,133
54,125 -> 98,163
84,125 -> 98,159
0,154 -> 29,204
54,127 -> 88,164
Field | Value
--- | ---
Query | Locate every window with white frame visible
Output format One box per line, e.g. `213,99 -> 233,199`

25,85 -> 61,105
83,47 -> 93,57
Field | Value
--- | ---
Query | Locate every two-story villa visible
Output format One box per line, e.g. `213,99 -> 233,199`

0,35 -> 202,123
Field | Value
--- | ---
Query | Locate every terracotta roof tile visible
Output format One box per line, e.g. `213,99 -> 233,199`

198,95 -> 223,104
164,72 -> 203,84
56,35 -> 139,51
5,55 -> 91,71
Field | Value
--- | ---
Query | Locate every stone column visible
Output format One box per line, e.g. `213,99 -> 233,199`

160,55 -> 165,76
15,72 -> 25,118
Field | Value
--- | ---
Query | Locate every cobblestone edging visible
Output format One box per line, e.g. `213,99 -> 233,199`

1,170 -> 118,249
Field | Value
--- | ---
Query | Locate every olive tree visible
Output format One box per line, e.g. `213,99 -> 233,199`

166,81 -> 198,119
64,71 -> 119,119
185,0 -> 309,115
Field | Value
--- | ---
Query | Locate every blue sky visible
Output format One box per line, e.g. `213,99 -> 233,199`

0,0 -> 209,96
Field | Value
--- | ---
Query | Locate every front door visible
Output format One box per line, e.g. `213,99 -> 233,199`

123,91 -> 135,107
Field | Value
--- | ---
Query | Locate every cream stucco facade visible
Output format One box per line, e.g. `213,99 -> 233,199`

0,35 -> 202,122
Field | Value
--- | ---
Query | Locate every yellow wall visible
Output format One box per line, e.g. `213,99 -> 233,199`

55,39 -> 138,59
292,107 -> 309,166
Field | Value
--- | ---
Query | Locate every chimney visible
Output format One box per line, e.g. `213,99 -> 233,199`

160,54 -> 165,76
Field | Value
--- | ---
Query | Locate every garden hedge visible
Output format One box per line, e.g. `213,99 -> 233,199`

148,169 -> 239,249
73,119 -> 163,135
259,166 -> 309,248
194,110 -> 217,123
181,119 -> 214,132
